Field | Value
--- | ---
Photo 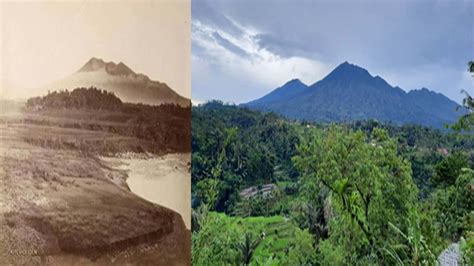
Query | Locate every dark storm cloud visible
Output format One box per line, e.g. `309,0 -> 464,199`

253,33 -> 321,59
212,31 -> 249,58
192,0 -> 244,37
205,0 -> 472,65
192,0 -> 473,103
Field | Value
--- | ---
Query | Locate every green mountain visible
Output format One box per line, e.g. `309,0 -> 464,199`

245,62 -> 466,128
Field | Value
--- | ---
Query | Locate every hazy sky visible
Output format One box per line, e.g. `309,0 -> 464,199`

192,0 -> 473,104
1,0 -> 190,98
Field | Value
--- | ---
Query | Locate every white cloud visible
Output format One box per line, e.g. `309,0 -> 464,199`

192,18 -> 330,103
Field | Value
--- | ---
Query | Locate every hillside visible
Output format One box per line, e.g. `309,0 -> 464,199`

245,62 -> 466,128
193,213 -> 314,265
42,57 -> 190,107
191,102 -> 474,265
25,87 -> 191,154
0,88 -> 191,264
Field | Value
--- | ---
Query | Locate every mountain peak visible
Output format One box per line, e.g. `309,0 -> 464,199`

337,61 -> 362,70
420,87 -> 434,93
284,78 -> 306,87
245,78 -> 308,107
245,62 -> 463,128
79,57 -> 106,72
78,57 -> 136,77
107,61 -> 135,76
323,61 -> 372,82
409,87 -> 440,95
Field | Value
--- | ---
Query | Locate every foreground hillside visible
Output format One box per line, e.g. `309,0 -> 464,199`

0,88 -> 191,265
193,213 -> 314,265
191,102 -> 473,265
245,62 -> 466,128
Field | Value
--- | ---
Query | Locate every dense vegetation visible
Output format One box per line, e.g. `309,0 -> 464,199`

26,87 -> 123,110
451,90 -> 474,132
192,101 -> 473,265
24,87 -> 191,153
192,101 -> 300,212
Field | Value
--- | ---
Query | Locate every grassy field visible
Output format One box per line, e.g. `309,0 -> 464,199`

193,212 -> 314,265
0,100 -> 190,265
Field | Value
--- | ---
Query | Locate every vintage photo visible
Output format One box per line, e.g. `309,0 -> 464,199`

1,1 -> 191,265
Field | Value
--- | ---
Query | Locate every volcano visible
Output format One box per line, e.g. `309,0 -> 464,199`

43,57 -> 190,106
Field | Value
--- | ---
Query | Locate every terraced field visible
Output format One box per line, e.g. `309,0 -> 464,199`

200,212 -> 314,265
0,101 -> 190,265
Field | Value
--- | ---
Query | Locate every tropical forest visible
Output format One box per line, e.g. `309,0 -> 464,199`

191,93 -> 473,265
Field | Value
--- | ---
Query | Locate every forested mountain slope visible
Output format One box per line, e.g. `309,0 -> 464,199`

245,62 -> 466,128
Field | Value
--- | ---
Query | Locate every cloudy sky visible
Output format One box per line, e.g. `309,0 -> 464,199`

1,1 -> 190,99
192,0 -> 473,104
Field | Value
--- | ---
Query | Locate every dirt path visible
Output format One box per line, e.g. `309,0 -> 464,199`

438,243 -> 460,266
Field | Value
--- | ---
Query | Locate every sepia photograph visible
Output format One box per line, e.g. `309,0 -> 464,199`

1,1 -> 191,265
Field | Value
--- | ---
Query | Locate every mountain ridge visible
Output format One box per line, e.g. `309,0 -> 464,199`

244,62 -> 465,128
44,57 -> 190,107
246,78 -> 308,106
78,57 -> 150,80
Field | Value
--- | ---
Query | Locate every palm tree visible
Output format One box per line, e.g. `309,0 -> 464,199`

384,217 -> 436,265
236,232 -> 262,265
453,90 -> 473,131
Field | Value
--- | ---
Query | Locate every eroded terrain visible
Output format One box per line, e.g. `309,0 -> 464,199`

0,104 -> 190,265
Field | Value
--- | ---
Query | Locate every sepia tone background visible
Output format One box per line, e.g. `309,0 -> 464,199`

1,0 -> 191,99
0,1 -> 191,265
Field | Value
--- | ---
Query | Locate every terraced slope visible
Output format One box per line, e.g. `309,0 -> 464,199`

200,213 -> 314,265
0,101 -> 190,265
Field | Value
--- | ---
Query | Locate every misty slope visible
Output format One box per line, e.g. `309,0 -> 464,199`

44,58 -> 190,107
245,62 -> 464,128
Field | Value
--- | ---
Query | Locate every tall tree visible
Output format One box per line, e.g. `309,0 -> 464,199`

452,90 -> 473,131
294,127 -> 433,263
